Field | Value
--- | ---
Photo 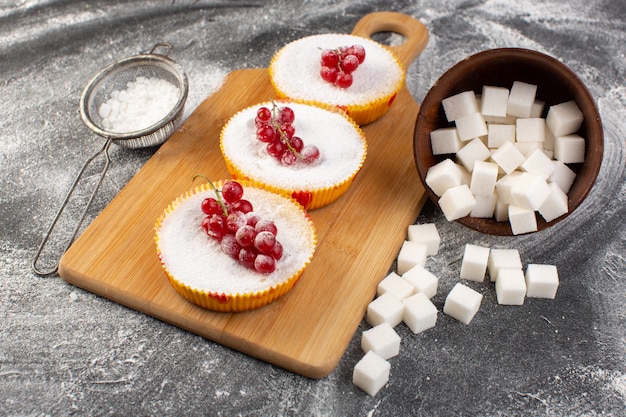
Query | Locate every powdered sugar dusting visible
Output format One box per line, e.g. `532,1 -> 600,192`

221,102 -> 366,190
156,186 -> 315,295
270,34 -> 403,106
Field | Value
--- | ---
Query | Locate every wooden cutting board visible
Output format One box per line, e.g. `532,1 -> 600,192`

59,11 -> 429,379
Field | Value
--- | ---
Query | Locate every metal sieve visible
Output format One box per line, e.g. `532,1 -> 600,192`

32,43 -> 189,275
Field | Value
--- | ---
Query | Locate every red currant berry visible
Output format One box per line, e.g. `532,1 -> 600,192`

301,145 -> 320,164
321,49 -> 339,67
221,234 -> 242,259
254,231 -> 276,254
222,181 -> 243,203
340,55 -> 359,73
289,136 -> 304,153
335,72 -> 353,88
238,248 -> 257,269
267,140 -> 286,159
206,214 -> 227,239
281,123 -> 295,140
255,219 -> 277,235
256,106 -> 272,123
271,240 -> 283,261
225,211 -> 247,234
320,66 -> 338,83
235,224 -> 257,248
254,254 -> 276,274
231,199 -> 253,214
256,125 -> 276,143
281,151 -> 297,166
278,106 -> 295,125
201,197 -> 222,215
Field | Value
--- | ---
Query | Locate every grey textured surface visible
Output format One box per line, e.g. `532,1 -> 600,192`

1,1 -> 625,416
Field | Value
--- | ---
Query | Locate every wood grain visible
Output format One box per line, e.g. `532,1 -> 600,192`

58,12 -> 429,378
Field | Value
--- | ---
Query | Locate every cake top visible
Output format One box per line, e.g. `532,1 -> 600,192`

269,34 -> 404,106
156,184 -> 315,295
220,101 -> 367,191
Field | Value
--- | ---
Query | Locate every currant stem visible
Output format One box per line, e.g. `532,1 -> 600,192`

193,174 -> 229,217
270,101 -> 303,160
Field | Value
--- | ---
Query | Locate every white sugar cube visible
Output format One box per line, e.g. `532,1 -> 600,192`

470,160 -> 499,196
495,268 -> 527,305
430,127 -> 462,155
438,184 -> 477,221
481,85 -> 509,117
490,141 -> 526,174
495,171 -> 524,205
508,204 -> 538,235
402,292 -> 438,334
546,100 -> 584,137
543,124 -> 555,151
377,272 -> 415,300
511,172 -> 552,211
507,81 -> 537,118
402,264 -> 438,298
361,322 -> 401,360
367,292 -> 405,328
397,240 -> 428,275
516,118 -> 546,142
525,264 -> 559,299
456,138 -> 491,172
538,182 -> 569,222
442,90 -> 479,122
530,99 -> 546,118
515,141 -> 543,158
353,351 -> 390,397
554,134 -> 585,163
407,223 -> 440,256
521,148 -> 556,180
455,113 -> 489,142
460,244 -> 490,282
425,158 -> 467,197
443,283 -> 483,325
484,113 -> 518,125
470,194 -> 497,218
494,200 -> 509,222
488,248 -> 522,282
487,123 -> 516,148
549,161 -> 577,193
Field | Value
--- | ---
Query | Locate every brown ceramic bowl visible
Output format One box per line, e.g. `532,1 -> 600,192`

414,48 -> 603,235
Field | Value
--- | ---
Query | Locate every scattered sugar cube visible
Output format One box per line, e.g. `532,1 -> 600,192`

361,322 -> 401,360
494,200 -> 509,222
367,292 -> 405,328
442,90 -> 479,122
495,268 -> 527,305
554,134 -> 586,163
456,112 -> 488,142
521,148 -> 556,180
481,85 -> 509,117
407,223 -> 440,256
377,272 -> 415,300
488,248 -> 522,282
460,244 -> 490,282
530,99 -> 546,118
508,204 -> 538,235
487,124 -> 516,148
397,240 -> 428,275
402,292 -> 438,334
546,100 -> 584,137
507,81 -> 537,118
353,351 -> 390,397
470,160 -> 499,196
490,141 -> 526,174
425,158 -> 467,197
549,161 -> 577,193
495,171 -> 524,206
438,184 -> 477,221
538,182 -> 569,222
525,264 -> 559,299
510,172 -> 552,211
516,118 -> 546,142
443,283 -> 483,325
430,127 -> 462,155
470,194 -> 497,218
456,138 -> 491,172
402,264 -> 438,298
543,125 -> 555,151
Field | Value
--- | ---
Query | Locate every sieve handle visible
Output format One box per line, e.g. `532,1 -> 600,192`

32,138 -> 113,276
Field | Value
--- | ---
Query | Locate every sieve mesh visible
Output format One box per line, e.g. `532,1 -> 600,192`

80,53 -> 188,148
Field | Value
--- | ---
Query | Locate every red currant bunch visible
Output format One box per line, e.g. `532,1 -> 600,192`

255,103 -> 320,166
200,180 -> 283,274
319,44 -> 366,88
